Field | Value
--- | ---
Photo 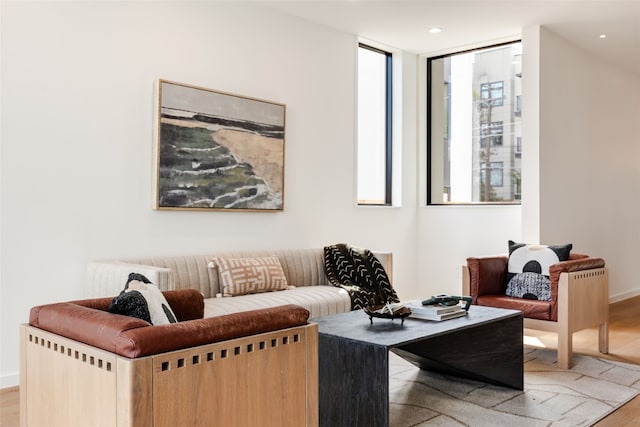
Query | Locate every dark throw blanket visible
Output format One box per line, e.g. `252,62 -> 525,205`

323,243 -> 399,310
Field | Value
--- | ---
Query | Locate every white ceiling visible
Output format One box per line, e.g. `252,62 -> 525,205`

263,0 -> 640,75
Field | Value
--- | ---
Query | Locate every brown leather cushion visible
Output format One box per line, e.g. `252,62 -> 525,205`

29,302 -> 151,355
30,291 -> 310,358
117,304 -> 310,358
467,257 -> 508,298
476,295 -> 552,321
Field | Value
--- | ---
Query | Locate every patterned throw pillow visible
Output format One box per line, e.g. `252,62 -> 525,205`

108,273 -> 177,325
211,256 -> 290,296
505,272 -> 552,301
505,240 -> 572,301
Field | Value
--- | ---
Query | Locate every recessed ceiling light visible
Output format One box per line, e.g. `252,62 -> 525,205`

429,27 -> 442,34
599,34 -> 607,39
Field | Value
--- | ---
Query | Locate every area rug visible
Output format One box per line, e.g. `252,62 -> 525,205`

388,347 -> 640,426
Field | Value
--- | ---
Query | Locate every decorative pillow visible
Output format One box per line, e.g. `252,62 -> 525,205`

108,273 -> 177,325
210,256 -> 290,296
505,240 -> 572,301
505,272 -> 552,301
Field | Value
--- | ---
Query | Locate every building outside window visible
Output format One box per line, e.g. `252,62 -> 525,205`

480,121 -> 503,147
480,161 -> 504,187
427,41 -> 522,204
480,81 -> 504,106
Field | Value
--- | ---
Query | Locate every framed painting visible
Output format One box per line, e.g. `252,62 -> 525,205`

154,79 -> 285,211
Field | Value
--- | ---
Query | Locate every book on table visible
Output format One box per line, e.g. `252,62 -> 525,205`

404,300 -> 467,321
409,309 -> 467,321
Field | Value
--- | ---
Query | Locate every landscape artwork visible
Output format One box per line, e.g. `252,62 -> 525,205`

154,80 -> 285,211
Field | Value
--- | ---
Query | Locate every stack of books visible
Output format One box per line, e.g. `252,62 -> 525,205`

405,300 -> 467,321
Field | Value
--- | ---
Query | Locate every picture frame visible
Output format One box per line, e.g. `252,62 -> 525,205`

154,79 -> 285,212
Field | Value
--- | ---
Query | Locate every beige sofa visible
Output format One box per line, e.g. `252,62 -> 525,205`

86,248 -> 393,318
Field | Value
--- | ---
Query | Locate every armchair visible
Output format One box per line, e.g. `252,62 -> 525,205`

21,290 -> 318,426
462,253 -> 609,369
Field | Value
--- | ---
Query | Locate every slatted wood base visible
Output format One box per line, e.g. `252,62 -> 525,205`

20,323 -> 318,427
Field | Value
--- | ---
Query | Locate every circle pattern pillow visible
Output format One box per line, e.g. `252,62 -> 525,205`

505,240 -> 572,301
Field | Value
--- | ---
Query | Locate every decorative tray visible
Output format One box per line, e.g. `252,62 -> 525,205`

363,304 -> 412,325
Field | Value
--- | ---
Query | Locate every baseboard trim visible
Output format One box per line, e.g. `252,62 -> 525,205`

610,289 -> 640,304
1,373 -> 19,389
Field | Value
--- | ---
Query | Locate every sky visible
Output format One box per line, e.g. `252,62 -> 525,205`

160,80 -> 285,126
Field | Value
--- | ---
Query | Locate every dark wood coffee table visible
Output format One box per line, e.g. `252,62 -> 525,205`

313,305 -> 523,427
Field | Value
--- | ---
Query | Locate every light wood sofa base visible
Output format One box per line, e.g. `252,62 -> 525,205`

20,323 -> 318,427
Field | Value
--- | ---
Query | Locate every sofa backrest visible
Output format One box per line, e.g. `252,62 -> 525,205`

87,248 -> 393,299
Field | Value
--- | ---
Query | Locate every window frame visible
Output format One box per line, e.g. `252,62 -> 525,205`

426,39 -> 522,206
357,43 -> 393,206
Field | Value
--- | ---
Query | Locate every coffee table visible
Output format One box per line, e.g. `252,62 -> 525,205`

313,305 -> 523,427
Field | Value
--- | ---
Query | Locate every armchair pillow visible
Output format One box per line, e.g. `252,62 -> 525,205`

505,240 -> 572,301
505,272 -> 552,300
108,273 -> 177,325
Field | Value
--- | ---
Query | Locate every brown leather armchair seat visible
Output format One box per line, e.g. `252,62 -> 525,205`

462,253 -> 609,369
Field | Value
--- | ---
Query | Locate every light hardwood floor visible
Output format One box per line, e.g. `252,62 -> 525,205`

525,295 -> 640,427
2,296 -> 639,426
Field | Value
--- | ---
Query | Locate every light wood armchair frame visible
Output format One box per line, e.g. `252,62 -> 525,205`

20,323 -> 318,426
463,262 -> 609,369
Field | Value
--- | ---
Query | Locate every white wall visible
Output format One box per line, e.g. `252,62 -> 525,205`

521,25 -> 542,243
0,1 -> 423,387
11,2 -> 635,388
0,1 -> 519,387
536,27 -> 640,301
416,205 -> 521,298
